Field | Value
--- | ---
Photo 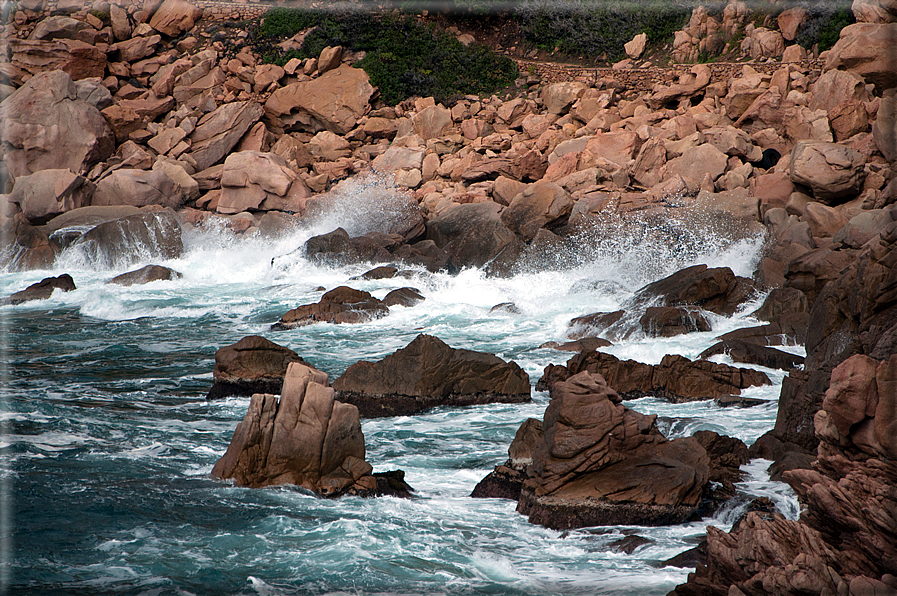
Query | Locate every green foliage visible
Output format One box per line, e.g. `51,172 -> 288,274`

794,2 -> 856,52
255,7 -> 518,105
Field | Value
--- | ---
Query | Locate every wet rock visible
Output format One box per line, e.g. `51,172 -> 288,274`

639,306 -> 711,337
211,362 -> 389,497
699,340 -> 804,371
106,264 -> 182,287
303,227 -> 402,267
383,287 -> 425,307
3,274 -> 75,305
537,350 -> 770,402
206,335 -> 307,400
333,334 -> 531,418
518,371 -> 709,529
490,302 -> 520,314
608,535 -> 654,554
272,286 -> 389,330
471,418 -> 542,501
540,337 -> 613,352
426,202 -> 517,270
353,266 -> 397,280
632,264 -> 756,317
72,209 -> 184,268
0,70 -> 114,179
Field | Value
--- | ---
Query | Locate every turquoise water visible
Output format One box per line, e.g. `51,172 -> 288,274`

2,188 -> 800,595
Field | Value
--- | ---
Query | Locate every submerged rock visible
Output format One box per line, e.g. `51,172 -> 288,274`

212,362 -> 409,497
106,265 -> 182,286
698,339 -> 804,371
333,334 -> 531,417
518,371 -> 709,529
3,274 -> 75,305
272,286 -> 389,330
207,335 -> 307,400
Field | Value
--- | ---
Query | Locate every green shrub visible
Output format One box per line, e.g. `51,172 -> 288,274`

793,1 -> 855,52
255,7 -> 518,105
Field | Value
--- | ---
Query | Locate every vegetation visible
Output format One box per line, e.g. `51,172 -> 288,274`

255,6 -> 518,106
795,4 -> 855,52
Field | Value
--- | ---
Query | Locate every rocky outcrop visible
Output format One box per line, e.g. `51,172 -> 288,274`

518,371 -> 710,529
91,168 -> 186,209
425,202 -> 518,270
538,350 -> 770,403
825,23 -> 897,91
189,101 -> 265,171
789,141 -> 867,205
671,354 -> 897,596
272,286 -> 389,330
3,274 -> 75,305
212,362 -> 410,497
106,264 -> 182,286
206,335 -> 307,399
333,334 -> 531,417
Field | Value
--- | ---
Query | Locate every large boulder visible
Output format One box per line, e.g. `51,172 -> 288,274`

790,141 -> 867,205
500,182 -> 574,242
411,105 -> 452,140
538,350 -> 771,403
471,418 -> 543,501
873,95 -> 897,163
272,286 -> 389,330
29,16 -> 96,43
106,264 -> 182,287
7,38 -> 106,80
91,168 -> 185,210
8,169 -> 94,225
265,65 -> 374,135
206,335 -> 307,399
0,70 -> 114,179
188,101 -> 265,171
3,274 -> 75,305
211,363 -> 389,497
518,371 -> 710,529
71,209 -> 184,268
0,213 -> 57,271
333,334 -> 531,417
633,264 -> 754,317
425,202 -> 518,270
825,23 -> 897,90
852,0 -> 897,23
148,0 -> 203,37
218,151 -> 311,215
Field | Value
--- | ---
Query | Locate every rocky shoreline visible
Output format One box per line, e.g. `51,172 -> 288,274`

2,0 -> 896,593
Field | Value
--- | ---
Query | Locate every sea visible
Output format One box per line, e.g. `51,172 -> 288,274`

2,180 -> 801,595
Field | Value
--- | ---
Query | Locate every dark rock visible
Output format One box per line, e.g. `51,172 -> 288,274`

692,430 -> 749,515
633,264 -> 756,316
333,334 -> 531,417
663,539 -> 708,568
537,350 -> 771,402
608,535 -> 654,554
390,239 -> 449,272
425,202 -> 517,270
106,265 -> 182,286
698,340 -> 804,371
272,286 -> 389,330
717,316 -> 809,346
383,287 -> 425,308
640,306 -> 711,337
518,371 -> 710,529
0,213 -> 57,271
303,227 -> 402,267
567,310 -> 624,339
4,274 -> 75,305
490,302 -> 521,314
472,418 -> 542,501
72,209 -> 184,269
752,287 -> 809,322
353,266 -> 397,280
206,335 -> 307,400
540,337 -> 613,352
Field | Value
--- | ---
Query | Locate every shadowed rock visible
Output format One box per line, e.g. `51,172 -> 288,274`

333,334 -> 531,417
383,287 -> 425,307
699,339 -> 804,371
471,418 -> 543,500
272,286 -> 389,330
106,265 -> 182,286
206,335 -> 307,399
3,274 -> 75,305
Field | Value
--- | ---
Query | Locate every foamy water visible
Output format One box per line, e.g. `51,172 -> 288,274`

2,184 -> 799,595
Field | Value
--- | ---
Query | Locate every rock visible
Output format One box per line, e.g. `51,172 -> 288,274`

148,0 -> 202,37
265,65 -> 374,135
634,264 -> 754,317
777,7 -> 808,40
472,417 -> 543,500
583,131 -> 640,168
853,0 -> 897,23
110,4 -> 131,41
111,34 -> 161,63
8,169 -> 93,225
272,286 -> 389,330
663,143 -> 728,190
425,202 -> 518,270
608,535 -> 654,554
518,371 -> 710,529
873,95 -> 897,162
383,287 -> 425,308
790,141 -> 867,204
809,69 -> 869,115
753,287 -> 809,322
29,16 -> 95,43
91,168 -> 185,209
541,82 -> 586,115
333,334 -> 531,417
7,38 -> 106,80
0,214 -> 56,271
301,227 -> 399,267
206,335 -> 307,400
106,264 -> 182,286
803,202 -> 849,238
540,337 -> 613,352
189,101 -> 265,171
317,45 -> 342,74
211,362 -> 388,497
412,105 -> 452,140
538,350 -> 770,402
699,340 -> 805,370
639,306 -> 711,337
354,266 -> 397,280
218,151 -> 311,215
825,23 -> 897,90
500,182 -> 574,242
624,32 -> 647,59
75,77 -> 113,110
0,70 -> 114,179
72,209 -> 183,268
3,274 -> 75,305
750,28 -> 785,59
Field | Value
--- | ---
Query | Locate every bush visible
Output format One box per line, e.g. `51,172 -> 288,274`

255,7 -> 518,105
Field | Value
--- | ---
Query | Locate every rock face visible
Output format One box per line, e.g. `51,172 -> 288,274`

518,371 -> 710,529
3,274 -> 75,305
634,264 -> 753,317
538,350 -> 770,402
106,264 -> 182,286
825,23 -> 897,91
471,417 -> 543,500
272,286 -> 389,330
425,202 -> 517,270
212,362 -> 386,497
91,168 -> 185,209
189,101 -> 265,171
0,70 -> 114,179
71,209 -> 184,268
333,334 -> 531,417
671,354 -> 897,596
206,335 -> 307,400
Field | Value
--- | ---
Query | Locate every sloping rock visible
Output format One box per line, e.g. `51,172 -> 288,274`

29,16 -> 95,43
333,334 -> 531,417
3,274 -> 75,305
272,286 -> 389,330
699,340 -> 805,370
825,23 -> 897,90
412,105 -> 452,140
148,0 -> 202,37
518,371 -> 710,529
538,350 -> 770,402
425,202 -> 518,270
0,214 -> 56,271
853,0 -> 897,23
633,264 -> 754,316
265,65 -> 373,135
640,306 -> 711,337
189,101 -> 265,171
873,95 -> 897,162
8,169 -> 94,225
500,182 -> 574,242
106,264 -> 182,287
471,417 -> 543,500
383,287 -> 425,307
0,70 -> 114,179
218,151 -> 311,215
301,227 -> 400,267
206,335 -> 307,399
211,362 -> 401,497
790,141 -> 866,205
71,209 -> 183,268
